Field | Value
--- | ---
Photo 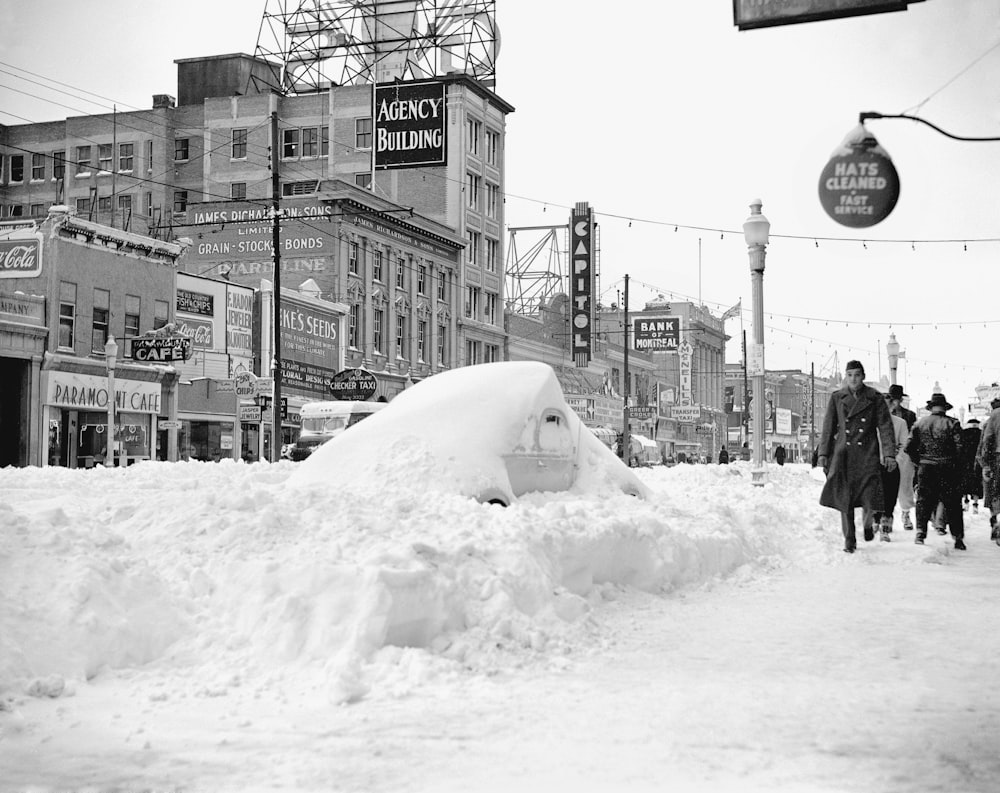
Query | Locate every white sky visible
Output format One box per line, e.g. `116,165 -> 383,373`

2,1 -> 999,406
3,422 -> 999,791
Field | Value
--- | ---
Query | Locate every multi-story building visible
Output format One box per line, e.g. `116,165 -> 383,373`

0,208 -> 183,468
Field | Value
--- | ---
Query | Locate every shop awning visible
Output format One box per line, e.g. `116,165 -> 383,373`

631,433 -> 658,449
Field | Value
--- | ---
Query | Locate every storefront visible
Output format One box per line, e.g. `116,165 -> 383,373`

42,353 -> 177,468
0,290 -> 47,467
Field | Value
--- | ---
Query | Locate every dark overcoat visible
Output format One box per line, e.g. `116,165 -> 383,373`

818,384 -> 896,512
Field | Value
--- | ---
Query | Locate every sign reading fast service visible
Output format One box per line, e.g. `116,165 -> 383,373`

374,81 -> 447,169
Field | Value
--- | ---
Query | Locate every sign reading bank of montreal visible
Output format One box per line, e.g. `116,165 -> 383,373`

374,81 -> 447,169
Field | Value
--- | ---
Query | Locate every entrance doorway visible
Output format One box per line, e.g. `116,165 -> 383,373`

0,357 -> 29,467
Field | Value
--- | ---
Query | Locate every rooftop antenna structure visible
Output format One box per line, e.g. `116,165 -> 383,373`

252,0 -> 499,93
505,220 -> 601,317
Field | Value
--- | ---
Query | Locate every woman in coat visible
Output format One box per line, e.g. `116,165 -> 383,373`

817,360 -> 897,553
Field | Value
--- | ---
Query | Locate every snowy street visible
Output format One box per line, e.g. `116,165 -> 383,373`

3,459 -> 1000,792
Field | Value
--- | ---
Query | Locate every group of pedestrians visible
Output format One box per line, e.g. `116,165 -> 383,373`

816,359 -> 996,554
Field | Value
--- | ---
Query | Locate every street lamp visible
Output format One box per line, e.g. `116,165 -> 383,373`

104,335 -> 118,467
886,333 -> 902,386
743,199 -> 770,487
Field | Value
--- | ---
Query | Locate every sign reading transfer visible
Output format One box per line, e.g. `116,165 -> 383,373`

374,81 -> 447,169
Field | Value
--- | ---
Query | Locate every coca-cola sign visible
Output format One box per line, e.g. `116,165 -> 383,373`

0,236 -> 42,278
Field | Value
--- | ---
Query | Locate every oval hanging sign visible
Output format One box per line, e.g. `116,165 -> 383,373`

818,125 -> 900,228
328,368 -> 377,401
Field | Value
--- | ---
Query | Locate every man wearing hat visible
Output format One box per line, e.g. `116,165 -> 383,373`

817,360 -> 897,553
886,385 -> 917,531
904,393 -> 966,549
976,395 -> 1000,543
961,417 -> 983,514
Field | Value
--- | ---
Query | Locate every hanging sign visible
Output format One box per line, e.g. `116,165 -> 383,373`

819,125 -> 900,228
328,368 -> 377,401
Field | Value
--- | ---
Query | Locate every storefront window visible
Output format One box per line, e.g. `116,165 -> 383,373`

179,419 -> 235,462
75,411 -> 150,467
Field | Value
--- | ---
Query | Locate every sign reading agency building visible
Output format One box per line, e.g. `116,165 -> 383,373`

819,126 -> 900,227
374,81 -> 447,169
570,203 -> 594,368
633,316 -> 679,352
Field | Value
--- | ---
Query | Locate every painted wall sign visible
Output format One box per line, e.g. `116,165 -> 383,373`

819,125 -> 900,227
374,81 -> 447,169
734,0 -> 924,30
633,316 -> 680,352
0,290 -> 45,324
0,234 -> 42,278
45,371 -> 162,413
570,203 -> 594,368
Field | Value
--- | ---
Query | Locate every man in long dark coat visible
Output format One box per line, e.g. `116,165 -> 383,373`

977,396 -> 1000,543
817,360 -> 897,553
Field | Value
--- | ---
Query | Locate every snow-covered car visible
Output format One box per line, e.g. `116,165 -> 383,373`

290,361 -> 649,505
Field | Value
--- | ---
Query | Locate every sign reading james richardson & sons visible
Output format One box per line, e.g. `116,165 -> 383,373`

374,81 -> 447,169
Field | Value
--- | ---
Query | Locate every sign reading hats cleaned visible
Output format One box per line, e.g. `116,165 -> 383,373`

819,126 -> 900,228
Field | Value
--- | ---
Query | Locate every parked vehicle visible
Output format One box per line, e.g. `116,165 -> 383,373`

288,400 -> 386,461
290,361 -> 649,505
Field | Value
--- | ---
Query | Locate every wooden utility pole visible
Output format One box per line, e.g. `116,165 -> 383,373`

270,109 -> 283,462
622,274 -> 630,466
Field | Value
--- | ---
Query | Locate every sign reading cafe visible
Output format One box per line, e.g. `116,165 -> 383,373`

374,81 -> 447,169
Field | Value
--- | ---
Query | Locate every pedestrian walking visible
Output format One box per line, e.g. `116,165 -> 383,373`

718,447 -> 730,464
887,385 -> 916,531
870,391 -> 910,541
740,443 -> 751,462
961,417 -> 983,514
976,396 -> 1000,544
817,360 -> 897,554
774,444 -> 786,466
904,392 -> 966,550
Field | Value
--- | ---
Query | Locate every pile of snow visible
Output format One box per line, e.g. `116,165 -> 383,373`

0,458 -> 834,708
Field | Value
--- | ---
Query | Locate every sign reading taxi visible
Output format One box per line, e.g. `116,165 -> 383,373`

329,368 -> 377,401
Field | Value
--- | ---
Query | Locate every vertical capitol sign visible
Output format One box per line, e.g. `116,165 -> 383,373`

570,202 -> 594,368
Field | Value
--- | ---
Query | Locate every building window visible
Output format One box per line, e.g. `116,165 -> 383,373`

31,153 -> 45,181
118,194 -> 132,218
124,295 -> 140,340
145,139 -> 153,171
466,231 -> 480,266
355,172 -> 371,189
417,320 -> 427,362
144,191 -> 153,217
417,264 -> 427,295
282,128 -> 300,159
76,197 -> 91,215
118,143 -> 134,172
395,315 -> 406,358
30,203 -> 44,216
52,151 -> 65,180
484,343 -> 500,363
372,249 -> 383,282
484,292 -> 498,325
92,288 -> 110,353
8,155 -> 23,183
373,308 -> 384,355
153,299 -> 169,330
466,286 -> 480,320
98,144 -> 113,174
349,303 -> 360,348
58,282 -> 76,349
322,126 -> 329,156
282,180 -> 319,196
98,196 -> 112,214
173,190 -> 188,213
7,205 -> 23,217
396,256 -> 405,289
75,146 -> 91,175
437,272 -> 446,301
466,117 -> 481,156
485,238 -> 499,273
302,127 -> 319,157
232,128 -> 247,159
348,241 -> 359,275
466,340 -> 481,365
174,138 -> 189,161
437,323 -> 447,365
466,173 -> 481,210
486,183 -> 499,218
231,182 -> 246,200
356,117 -> 372,149
485,129 -> 499,166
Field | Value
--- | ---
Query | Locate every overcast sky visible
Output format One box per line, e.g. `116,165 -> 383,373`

3,1 -> 999,409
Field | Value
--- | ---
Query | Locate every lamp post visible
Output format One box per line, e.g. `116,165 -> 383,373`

104,335 -> 118,467
886,332 -> 901,386
743,199 -> 770,487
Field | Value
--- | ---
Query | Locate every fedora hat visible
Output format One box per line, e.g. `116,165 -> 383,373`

926,393 -> 953,411
992,397 -> 1000,409
887,384 -> 908,399
967,417 -> 981,424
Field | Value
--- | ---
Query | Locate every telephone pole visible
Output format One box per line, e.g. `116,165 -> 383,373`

270,109 -> 283,462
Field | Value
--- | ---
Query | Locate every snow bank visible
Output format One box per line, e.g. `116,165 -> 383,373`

0,460 -> 832,705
